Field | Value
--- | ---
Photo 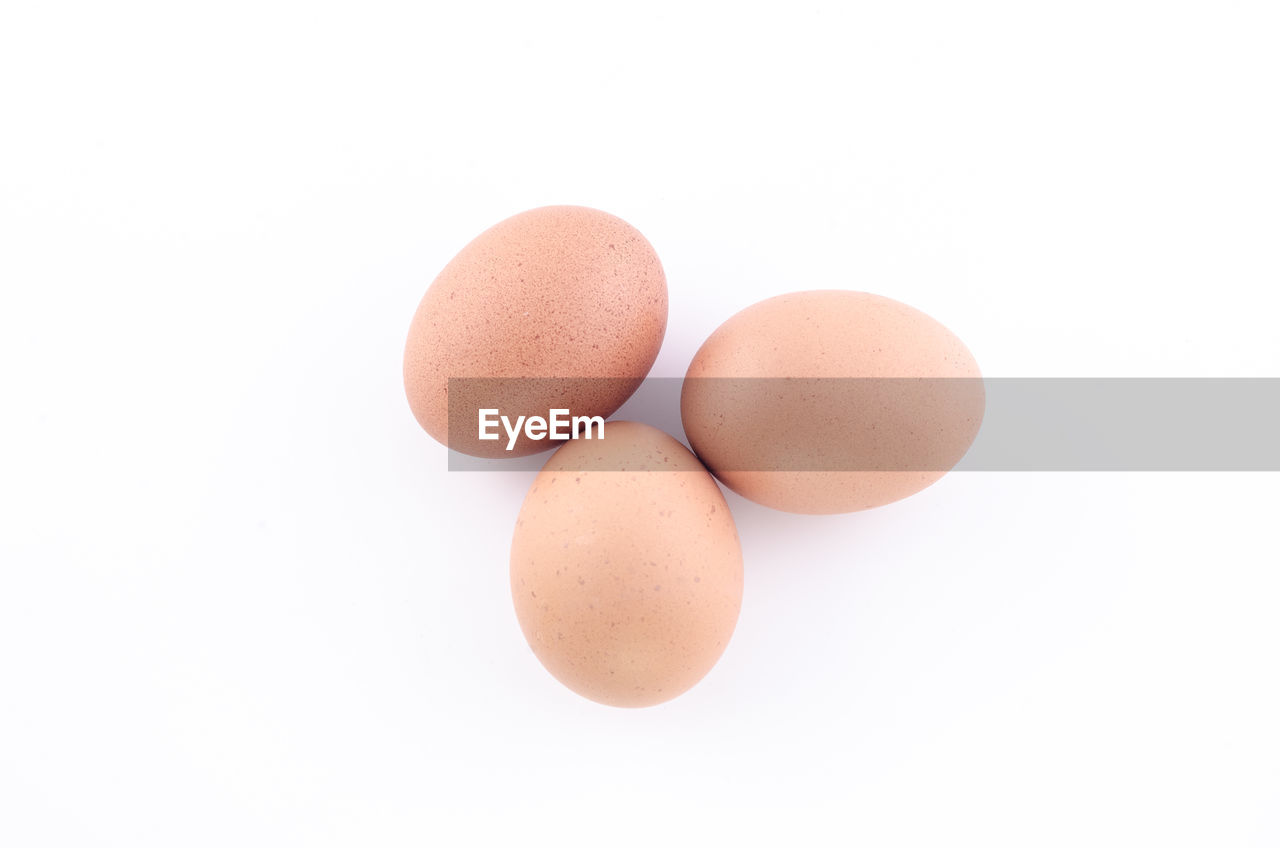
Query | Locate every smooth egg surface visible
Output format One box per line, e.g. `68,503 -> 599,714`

404,206 -> 667,457
681,290 -> 984,514
510,421 -> 742,707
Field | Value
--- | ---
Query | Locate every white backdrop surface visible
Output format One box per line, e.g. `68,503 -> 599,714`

2,2 -> 1278,845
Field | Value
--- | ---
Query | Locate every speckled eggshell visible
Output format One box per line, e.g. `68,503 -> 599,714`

403,206 -> 667,458
681,290 -> 984,514
510,421 -> 743,708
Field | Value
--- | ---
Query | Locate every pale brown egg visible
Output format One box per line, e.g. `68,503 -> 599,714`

403,206 -> 667,457
510,421 -> 743,707
681,290 -> 984,514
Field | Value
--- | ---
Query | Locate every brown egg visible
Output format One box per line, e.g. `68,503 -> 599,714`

403,206 -> 667,457
681,290 -> 984,514
510,421 -> 743,707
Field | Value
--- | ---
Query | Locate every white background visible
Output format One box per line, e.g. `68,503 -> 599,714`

2,2 -> 1278,845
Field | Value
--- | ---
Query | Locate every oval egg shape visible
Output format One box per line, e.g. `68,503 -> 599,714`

510,421 -> 743,707
681,290 -> 984,514
404,206 -> 667,457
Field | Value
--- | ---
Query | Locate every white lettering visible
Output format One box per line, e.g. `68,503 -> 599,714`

573,415 -> 605,439
501,414 -> 526,451
480,409 -> 608,451
478,409 -> 500,440
549,409 -> 570,439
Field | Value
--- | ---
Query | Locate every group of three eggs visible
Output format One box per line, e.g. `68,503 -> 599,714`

404,206 -> 983,707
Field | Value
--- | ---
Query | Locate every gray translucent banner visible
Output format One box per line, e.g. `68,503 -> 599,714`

444,378 -> 1280,471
